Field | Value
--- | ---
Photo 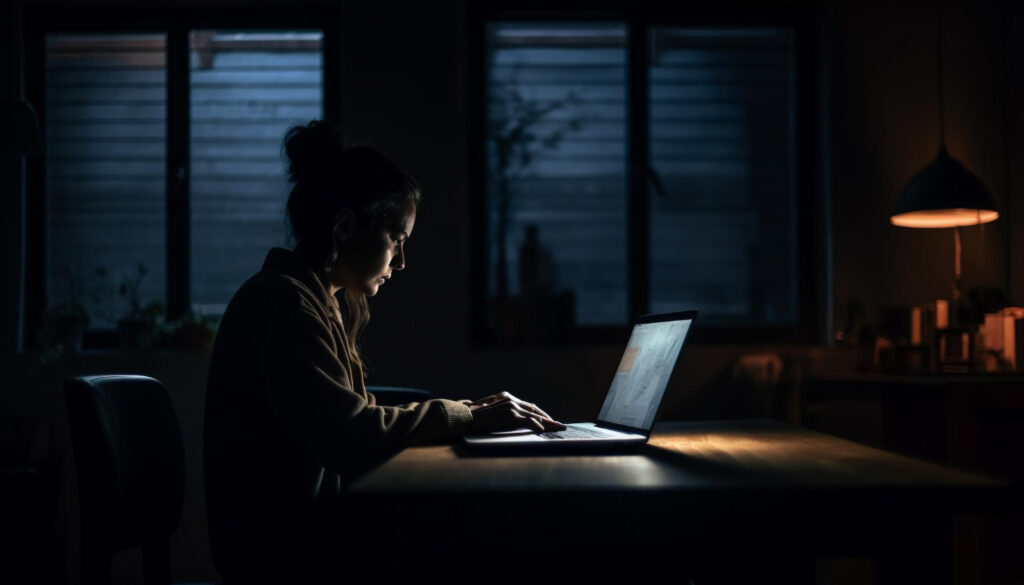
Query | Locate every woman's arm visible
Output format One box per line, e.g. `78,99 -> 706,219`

258,281 -> 471,474
395,392 -> 565,434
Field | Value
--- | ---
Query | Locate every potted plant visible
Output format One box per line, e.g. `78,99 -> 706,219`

487,64 -> 581,299
117,263 -> 165,349
37,300 -> 89,362
487,64 -> 582,345
36,266 -> 107,363
163,310 -> 217,352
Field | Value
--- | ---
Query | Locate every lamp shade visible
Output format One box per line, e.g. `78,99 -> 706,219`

0,99 -> 44,157
890,146 -> 998,228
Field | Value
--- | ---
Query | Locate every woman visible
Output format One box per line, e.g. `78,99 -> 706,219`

204,120 -> 563,581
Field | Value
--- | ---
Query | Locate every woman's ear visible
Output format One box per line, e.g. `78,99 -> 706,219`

333,208 -> 355,244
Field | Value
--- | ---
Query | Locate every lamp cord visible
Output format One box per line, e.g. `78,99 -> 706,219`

936,0 -> 946,147
954,225 -> 961,304
1002,0 -> 1012,302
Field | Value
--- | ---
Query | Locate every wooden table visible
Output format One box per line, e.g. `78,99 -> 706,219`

349,420 -> 1014,583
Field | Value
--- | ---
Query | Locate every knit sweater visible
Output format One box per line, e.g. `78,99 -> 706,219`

203,247 -> 473,579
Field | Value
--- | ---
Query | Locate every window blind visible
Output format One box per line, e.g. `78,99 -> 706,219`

45,33 -> 168,328
486,23 -> 629,326
189,30 -> 323,315
649,27 -> 797,323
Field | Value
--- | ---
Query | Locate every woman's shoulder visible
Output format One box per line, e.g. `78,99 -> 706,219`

233,269 -> 327,314
218,248 -> 337,332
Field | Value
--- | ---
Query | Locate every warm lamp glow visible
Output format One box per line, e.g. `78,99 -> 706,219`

890,208 -> 999,228
885,0 -> 1000,318
890,147 -> 997,229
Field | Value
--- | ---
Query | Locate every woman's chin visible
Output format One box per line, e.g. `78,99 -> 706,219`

351,277 -> 386,297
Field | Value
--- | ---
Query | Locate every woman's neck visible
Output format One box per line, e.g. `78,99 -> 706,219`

293,244 -> 341,297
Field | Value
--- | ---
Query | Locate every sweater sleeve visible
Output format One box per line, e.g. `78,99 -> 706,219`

258,281 -> 473,476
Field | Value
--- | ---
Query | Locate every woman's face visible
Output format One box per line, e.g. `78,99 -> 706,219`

329,200 -> 416,297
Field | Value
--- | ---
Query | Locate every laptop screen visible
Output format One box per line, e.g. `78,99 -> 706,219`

596,315 -> 693,431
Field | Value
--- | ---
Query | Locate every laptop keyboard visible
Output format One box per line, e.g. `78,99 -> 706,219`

539,426 -> 612,440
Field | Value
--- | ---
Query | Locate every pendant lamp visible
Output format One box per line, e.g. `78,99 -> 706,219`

890,0 -> 998,313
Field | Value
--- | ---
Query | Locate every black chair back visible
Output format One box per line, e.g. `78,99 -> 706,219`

65,375 -> 186,585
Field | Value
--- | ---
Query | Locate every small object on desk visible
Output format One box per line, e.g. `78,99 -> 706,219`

936,299 -> 949,329
1013,308 -> 1024,370
914,302 -> 938,354
936,327 -> 974,373
912,306 -> 923,344
978,308 -> 1024,371
876,341 -> 930,373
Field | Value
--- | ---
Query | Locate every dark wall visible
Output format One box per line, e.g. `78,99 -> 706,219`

3,0 -> 1021,410
340,0 -> 478,393
1,0 -> 1022,582
827,0 -> 1017,325
355,0 -> 1023,414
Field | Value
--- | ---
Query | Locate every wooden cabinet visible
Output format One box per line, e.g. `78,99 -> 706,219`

800,373 -> 1024,480
800,373 -> 1024,585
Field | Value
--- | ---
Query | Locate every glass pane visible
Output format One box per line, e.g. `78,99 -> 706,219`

486,22 -> 628,328
649,27 -> 797,324
45,33 -> 167,330
189,30 -> 324,315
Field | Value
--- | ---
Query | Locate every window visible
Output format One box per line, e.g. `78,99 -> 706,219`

27,9 -> 335,345
647,27 -> 798,322
189,30 -> 325,315
474,8 -> 817,343
485,23 -> 629,327
44,33 -> 169,330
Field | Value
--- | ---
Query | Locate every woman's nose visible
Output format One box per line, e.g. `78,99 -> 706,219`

392,246 -> 406,270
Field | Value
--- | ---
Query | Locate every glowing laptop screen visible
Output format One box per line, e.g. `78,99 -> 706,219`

597,317 -> 692,430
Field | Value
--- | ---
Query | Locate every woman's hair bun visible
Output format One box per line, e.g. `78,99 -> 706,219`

283,120 -> 345,185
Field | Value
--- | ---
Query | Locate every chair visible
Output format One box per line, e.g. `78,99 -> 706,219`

0,414 -> 61,583
64,375 -> 186,585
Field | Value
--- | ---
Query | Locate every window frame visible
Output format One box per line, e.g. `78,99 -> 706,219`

23,5 -> 340,349
468,1 -> 826,345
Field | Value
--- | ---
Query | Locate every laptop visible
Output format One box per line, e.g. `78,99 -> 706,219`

462,310 -> 696,452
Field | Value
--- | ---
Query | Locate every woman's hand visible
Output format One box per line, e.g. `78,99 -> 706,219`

467,391 -> 566,434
